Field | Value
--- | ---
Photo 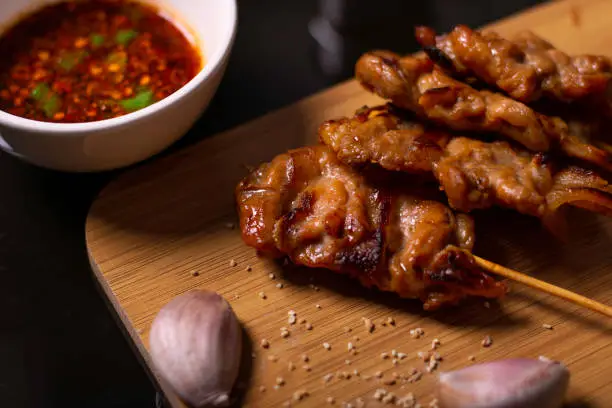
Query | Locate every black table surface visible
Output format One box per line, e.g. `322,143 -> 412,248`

0,1 -> 543,407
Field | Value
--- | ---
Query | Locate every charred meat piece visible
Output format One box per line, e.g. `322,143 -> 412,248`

319,105 -> 612,235
319,104 -> 449,173
236,145 -> 507,309
355,51 -> 612,172
415,25 -> 612,106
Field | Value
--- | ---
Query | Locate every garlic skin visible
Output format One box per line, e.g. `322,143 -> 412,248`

149,290 -> 242,408
437,358 -> 569,408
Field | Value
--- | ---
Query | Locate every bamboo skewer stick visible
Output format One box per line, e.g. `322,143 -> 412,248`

474,255 -> 612,318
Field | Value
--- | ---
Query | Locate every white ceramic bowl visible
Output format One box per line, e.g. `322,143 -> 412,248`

0,0 -> 237,172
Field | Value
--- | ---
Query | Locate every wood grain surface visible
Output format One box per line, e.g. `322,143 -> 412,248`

86,1 -> 612,406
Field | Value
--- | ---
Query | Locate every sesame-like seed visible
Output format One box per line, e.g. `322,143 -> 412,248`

268,355 -> 279,362
391,349 -> 398,358
259,385 -> 266,393
468,355 -> 476,361
363,318 -> 375,333
293,390 -> 309,401
343,371 -> 352,380
229,259 -> 238,267
429,398 -> 440,408
276,377 -> 285,386
303,365 -> 312,372
323,342 -> 331,350
245,265 -> 252,272
302,354 -> 309,362
382,392 -> 396,404
348,342 -> 355,351
353,369 -> 360,376
387,317 -> 396,326
398,352 -> 408,360
426,358 -> 438,373
381,352 -> 389,360
306,322 -> 314,330
276,283 -> 284,289
269,273 -> 276,280
481,335 -> 493,348
281,330 -> 290,338
383,378 -> 396,386
392,358 -> 399,366
191,270 -> 200,277
392,372 -> 400,379
288,361 -> 296,371
431,338 -> 441,350
344,326 -> 352,333
542,323 -> 553,330
258,291 -> 267,299
373,388 -> 387,401
375,371 -> 383,378
316,304 -> 322,309
299,318 -> 307,324
351,349 -> 358,356
326,396 -> 336,404
288,314 -> 297,325
323,373 -> 334,383
260,339 -> 270,348
345,359 -> 352,365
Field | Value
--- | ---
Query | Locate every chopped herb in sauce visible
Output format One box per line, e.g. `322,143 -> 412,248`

120,88 -> 153,111
115,29 -> 138,46
0,0 -> 201,122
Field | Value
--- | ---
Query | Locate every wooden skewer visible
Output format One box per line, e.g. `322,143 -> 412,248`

474,255 -> 612,318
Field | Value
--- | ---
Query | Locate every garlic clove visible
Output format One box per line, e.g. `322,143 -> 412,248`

149,290 -> 242,408
437,358 -> 569,408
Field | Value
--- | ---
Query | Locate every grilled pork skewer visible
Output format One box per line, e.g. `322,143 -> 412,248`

414,25 -> 612,107
355,51 -> 612,172
236,145 -> 507,309
319,104 -> 612,235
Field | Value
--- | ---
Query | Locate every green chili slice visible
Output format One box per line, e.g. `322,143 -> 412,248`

90,33 -> 105,48
31,83 -> 61,118
119,89 -> 154,112
115,29 -> 138,46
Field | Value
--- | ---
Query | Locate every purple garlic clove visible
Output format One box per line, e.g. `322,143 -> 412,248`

437,358 -> 569,408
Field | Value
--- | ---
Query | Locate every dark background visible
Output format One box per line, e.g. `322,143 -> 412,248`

0,0 -> 544,407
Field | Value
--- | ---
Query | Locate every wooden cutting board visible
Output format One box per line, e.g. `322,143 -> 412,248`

86,0 -> 612,406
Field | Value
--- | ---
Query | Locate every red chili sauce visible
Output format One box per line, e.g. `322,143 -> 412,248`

0,0 -> 202,123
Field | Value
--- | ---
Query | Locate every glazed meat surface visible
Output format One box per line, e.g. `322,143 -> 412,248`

319,105 -> 612,234
355,51 -> 612,172
319,104 -> 448,173
415,25 -> 612,106
236,145 -> 507,309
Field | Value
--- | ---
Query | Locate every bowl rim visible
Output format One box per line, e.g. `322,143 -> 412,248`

0,0 -> 238,136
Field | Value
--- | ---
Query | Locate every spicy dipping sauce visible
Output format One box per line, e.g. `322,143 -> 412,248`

0,0 -> 202,123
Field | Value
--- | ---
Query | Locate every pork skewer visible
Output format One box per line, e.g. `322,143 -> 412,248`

236,145 -> 508,310
414,25 -> 612,108
235,145 -> 612,316
319,104 -> 612,236
355,51 -> 612,172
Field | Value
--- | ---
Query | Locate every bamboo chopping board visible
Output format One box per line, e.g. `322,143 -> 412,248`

86,0 -> 612,406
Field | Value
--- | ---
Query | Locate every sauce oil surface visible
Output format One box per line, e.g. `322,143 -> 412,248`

0,0 -> 202,123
